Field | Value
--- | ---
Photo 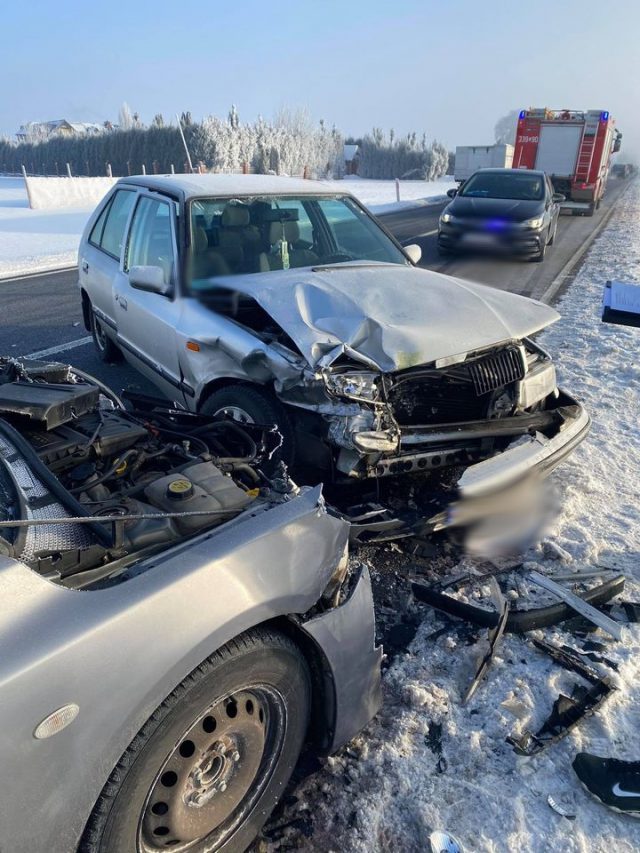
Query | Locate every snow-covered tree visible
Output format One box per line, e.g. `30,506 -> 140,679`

495,110 -> 519,145
118,103 -> 134,131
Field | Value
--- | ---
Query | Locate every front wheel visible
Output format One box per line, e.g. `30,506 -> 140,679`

81,629 -> 311,853
90,308 -> 121,363
201,385 -> 295,469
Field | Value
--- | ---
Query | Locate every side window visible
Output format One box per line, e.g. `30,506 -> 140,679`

94,190 -> 136,259
89,197 -> 112,247
125,197 -> 175,286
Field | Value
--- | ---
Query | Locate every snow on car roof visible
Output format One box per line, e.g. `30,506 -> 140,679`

117,173 -> 340,199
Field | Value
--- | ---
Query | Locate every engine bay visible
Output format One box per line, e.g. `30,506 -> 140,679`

0,358 -> 286,582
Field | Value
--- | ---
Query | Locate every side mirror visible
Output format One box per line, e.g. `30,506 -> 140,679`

129,265 -> 171,295
552,192 -> 566,203
404,244 -> 422,265
446,188 -> 458,198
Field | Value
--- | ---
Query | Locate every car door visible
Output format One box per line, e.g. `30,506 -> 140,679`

112,193 -> 186,404
80,188 -> 137,333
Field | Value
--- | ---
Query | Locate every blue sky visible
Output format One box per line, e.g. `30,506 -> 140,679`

2,0 -> 639,158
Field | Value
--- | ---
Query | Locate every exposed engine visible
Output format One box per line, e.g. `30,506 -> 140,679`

0,358 -> 284,581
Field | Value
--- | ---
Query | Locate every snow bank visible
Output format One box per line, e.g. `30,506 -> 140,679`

0,177 -> 94,277
24,176 -> 116,210
279,181 -> 640,853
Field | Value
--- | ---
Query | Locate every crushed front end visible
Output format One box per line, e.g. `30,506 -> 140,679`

316,339 -> 588,484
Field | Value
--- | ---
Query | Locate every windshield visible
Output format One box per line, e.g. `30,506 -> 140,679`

459,172 -> 544,201
187,194 -> 408,288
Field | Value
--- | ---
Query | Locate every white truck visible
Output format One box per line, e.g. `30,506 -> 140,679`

454,143 -> 514,182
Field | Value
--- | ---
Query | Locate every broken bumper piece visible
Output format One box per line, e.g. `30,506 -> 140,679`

411,574 -> 625,633
455,397 -> 590,500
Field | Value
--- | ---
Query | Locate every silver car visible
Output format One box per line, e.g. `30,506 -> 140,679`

78,174 -> 589,515
0,357 -> 380,853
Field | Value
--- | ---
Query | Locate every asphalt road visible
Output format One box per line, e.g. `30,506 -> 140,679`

381,177 -> 629,302
0,178 -> 629,398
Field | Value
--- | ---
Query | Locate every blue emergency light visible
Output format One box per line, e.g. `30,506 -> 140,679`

601,111 -> 609,121
519,110 -> 526,119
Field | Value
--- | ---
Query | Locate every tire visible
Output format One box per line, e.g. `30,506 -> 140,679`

201,385 -> 295,469
533,236 -> 547,263
81,628 -> 311,853
90,308 -> 121,363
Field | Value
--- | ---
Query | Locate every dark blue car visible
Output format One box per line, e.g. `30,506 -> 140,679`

437,168 -> 564,262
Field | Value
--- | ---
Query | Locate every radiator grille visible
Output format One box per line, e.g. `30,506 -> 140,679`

468,347 -> 525,396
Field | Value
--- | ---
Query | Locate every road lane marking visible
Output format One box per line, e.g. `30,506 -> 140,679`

26,336 -> 92,360
0,266 -> 76,284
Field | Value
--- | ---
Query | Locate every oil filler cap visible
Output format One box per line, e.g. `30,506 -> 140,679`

167,478 -> 194,501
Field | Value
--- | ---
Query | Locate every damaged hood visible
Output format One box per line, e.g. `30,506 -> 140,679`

214,263 -> 560,372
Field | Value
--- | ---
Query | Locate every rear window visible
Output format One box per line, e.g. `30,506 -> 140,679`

89,189 -> 136,259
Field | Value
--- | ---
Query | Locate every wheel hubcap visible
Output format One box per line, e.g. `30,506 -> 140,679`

139,688 -> 283,851
213,406 -> 255,425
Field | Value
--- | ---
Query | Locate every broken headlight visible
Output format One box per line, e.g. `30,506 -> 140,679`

323,371 -> 380,403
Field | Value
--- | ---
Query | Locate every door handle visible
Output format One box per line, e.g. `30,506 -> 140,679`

81,259 -> 89,273
117,296 -> 128,310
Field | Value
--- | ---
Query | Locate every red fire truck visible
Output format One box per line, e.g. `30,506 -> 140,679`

513,109 -> 622,215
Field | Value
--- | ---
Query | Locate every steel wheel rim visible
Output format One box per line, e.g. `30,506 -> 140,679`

138,686 -> 286,852
213,406 -> 255,425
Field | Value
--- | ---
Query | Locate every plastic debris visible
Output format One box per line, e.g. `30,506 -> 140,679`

429,829 -> 464,853
547,794 -> 576,820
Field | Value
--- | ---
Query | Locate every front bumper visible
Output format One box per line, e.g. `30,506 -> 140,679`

438,221 -> 545,256
455,396 -> 590,498
359,390 -> 588,482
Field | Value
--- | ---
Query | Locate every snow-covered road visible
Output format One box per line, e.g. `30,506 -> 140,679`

269,181 -> 640,853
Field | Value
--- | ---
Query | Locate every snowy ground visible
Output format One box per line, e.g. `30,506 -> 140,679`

0,175 -> 453,278
339,175 -> 456,212
263,181 -> 640,853
0,177 -> 94,277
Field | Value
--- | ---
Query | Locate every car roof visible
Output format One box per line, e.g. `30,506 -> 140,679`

116,173 -> 341,200
472,168 -> 546,177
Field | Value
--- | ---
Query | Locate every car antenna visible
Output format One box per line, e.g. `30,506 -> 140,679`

176,113 -> 195,173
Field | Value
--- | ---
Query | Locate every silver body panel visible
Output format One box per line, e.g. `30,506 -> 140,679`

0,487 -> 380,853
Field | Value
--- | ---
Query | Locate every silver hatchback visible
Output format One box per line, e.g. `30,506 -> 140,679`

79,174 -> 588,517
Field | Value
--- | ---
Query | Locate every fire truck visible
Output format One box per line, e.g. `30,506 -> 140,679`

513,108 -> 622,215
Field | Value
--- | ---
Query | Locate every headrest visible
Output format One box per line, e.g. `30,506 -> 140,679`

193,227 -> 208,252
269,220 -> 300,244
221,203 -> 250,227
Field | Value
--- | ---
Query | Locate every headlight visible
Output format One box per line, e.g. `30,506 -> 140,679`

324,371 -> 380,402
352,430 -> 399,452
440,212 -> 454,224
524,217 -> 544,229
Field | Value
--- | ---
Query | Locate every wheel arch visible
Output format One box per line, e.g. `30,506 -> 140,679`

196,377 -> 262,412
80,288 -> 92,331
